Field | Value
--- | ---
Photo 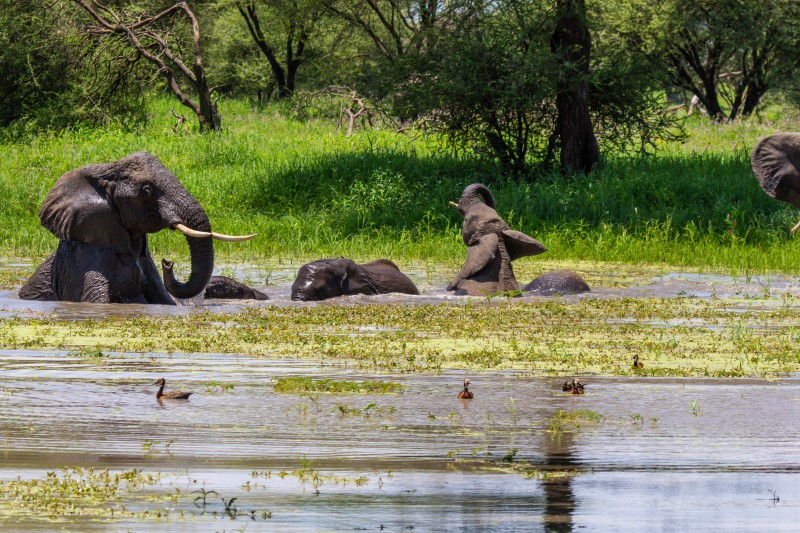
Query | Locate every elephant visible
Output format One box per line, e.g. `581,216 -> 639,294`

204,275 -> 269,300
751,132 -> 800,231
447,183 -> 547,296
18,152 -> 254,304
524,269 -> 590,296
291,258 -> 419,301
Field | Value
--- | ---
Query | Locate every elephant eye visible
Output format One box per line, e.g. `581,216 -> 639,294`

142,184 -> 153,197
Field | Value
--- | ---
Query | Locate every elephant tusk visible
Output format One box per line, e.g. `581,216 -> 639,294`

449,201 -> 459,208
792,219 -> 800,233
210,232 -> 257,242
173,223 -> 257,241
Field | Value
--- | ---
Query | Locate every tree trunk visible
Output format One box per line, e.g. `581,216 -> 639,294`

194,65 -> 220,131
551,0 -> 599,174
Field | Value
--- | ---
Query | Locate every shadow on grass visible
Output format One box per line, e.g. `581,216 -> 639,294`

242,147 -> 794,245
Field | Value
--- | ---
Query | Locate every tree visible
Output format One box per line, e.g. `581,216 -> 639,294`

391,0 -> 557,175
235,0 -> 329,98
324,0 -> 460,61
71,0 -> 221,130
550,0 -> 598,174
0,0 -> 148,129
619,0 -> 800,121
390,0 -> 677,177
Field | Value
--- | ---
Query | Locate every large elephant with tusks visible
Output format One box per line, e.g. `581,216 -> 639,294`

19,152 -> 255,304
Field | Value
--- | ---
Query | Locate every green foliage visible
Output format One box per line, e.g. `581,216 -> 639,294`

610,0 -> 800,120
0,1 -> 148,131
273,376 -> 404,393
0,467 -> 159,518
548,409 -> 604,433
1,97 -> 800,272
390,0 -> 681,174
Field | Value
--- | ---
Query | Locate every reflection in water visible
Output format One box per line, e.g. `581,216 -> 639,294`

542,430 -> 577,532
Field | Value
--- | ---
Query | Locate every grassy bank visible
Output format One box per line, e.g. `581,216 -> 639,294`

2,98 -> 800,274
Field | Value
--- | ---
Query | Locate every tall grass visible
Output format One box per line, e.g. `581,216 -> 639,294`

1,97 -> 799,274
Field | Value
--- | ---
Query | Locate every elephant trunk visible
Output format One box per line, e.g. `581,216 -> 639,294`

456,183 -> 496,211
162,202 -> 214,299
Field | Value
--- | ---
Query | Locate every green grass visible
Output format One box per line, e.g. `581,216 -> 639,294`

273,376 -> 404,394
2,97 -> 800,273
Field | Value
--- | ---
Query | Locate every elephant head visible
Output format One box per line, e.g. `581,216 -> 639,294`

291,258 -> 419,301
204,275 -> 269,301
21,152 -> 254,303
751,132 -> 800,231
447,183 -> 547,296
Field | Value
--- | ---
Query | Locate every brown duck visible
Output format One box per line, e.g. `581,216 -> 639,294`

458,378 -> 474,400
153,378 -> 193,400
563,378 -> 584,395
632,354 -> 644,369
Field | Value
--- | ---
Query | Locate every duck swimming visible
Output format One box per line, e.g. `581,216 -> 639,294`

563,378 -> 584,395
632,354 -> 644,369
153,378 -> 193,400
458,378 -> 474,400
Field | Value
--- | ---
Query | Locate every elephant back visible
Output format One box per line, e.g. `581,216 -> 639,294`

751,132 -> 800,208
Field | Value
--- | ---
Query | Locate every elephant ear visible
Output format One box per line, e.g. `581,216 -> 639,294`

751,132 -> 800,208
502,229 -> 547,260
38,163 -> 126,247
341,262 -> 379,296
459,233 -> 499,280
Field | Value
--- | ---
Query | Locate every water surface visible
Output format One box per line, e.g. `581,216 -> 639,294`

1,351 -> 798,531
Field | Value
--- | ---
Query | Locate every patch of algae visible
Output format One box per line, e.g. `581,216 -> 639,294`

2,296 -> 800,377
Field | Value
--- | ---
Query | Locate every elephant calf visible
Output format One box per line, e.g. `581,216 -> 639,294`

448,183 -> 547,296
204,276 -> 269,300
291,258 -> 419,301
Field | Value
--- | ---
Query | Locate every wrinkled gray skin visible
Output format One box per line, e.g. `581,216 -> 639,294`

204,276 -> 268,300
447,183 -> 547,296
524,269 -> 590,296
19,152 -> 213,304
291,258 -> 419,301
751,133 -> 800,227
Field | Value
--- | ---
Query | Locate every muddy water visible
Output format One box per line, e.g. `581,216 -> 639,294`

2,267 -> 800,320
1,350 -> 799,531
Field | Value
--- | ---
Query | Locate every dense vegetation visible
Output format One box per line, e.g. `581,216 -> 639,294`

2,1 -> 800,275
1,98 -> 799,276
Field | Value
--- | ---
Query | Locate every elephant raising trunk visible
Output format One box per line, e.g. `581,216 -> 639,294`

448,183 -> 547,296
19,152 -> 255,304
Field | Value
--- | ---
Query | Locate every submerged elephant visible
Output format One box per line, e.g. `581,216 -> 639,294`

524,269 -> 590,296
751,132 -> 800,231
19,152 -> 255,304
291,258 -> 419,301
447,183 -> 547,296
204,276 -> 268,300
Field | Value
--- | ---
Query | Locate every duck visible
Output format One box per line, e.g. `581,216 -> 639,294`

562,378 -> 584,394
458,378 -> 474,400
632,354 -> 644,369
153,378 -> 193,400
